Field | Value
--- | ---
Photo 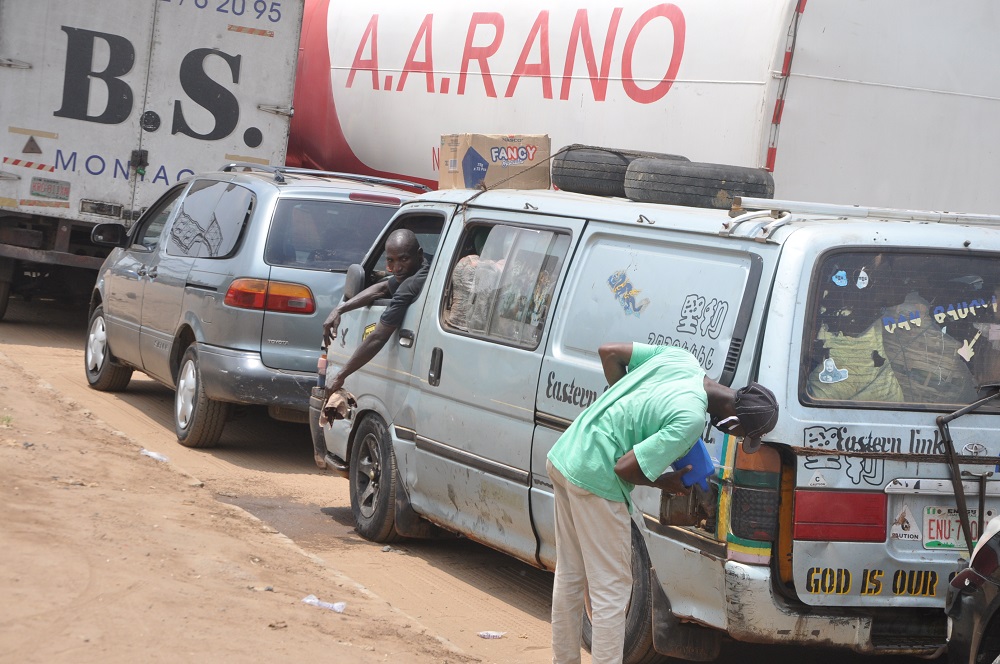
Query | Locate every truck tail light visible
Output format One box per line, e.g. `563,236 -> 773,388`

225,278 -> 316,314
793,490 -> 887,542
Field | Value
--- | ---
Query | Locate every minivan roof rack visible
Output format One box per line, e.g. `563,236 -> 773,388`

220,163 -> 432,192
733,196 -> 1000,225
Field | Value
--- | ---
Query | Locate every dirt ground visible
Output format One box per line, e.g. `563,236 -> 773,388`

0,349 -> 473,664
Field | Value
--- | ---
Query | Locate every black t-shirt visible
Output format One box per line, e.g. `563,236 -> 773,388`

379,259 -> 430,328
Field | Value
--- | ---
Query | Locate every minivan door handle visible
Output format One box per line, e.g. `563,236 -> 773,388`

398,329 -> 415,348
428,346 -> 443,387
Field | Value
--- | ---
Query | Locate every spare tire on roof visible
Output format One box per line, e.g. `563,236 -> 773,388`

624,158 -> 775,209
551,144 -> 688,198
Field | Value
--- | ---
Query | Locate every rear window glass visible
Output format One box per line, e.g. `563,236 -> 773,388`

801,250 -> 1000,409
265,199 -> 396,270
167,180 -> 252,258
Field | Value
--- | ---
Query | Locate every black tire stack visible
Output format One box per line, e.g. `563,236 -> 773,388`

550,143 -> 774,209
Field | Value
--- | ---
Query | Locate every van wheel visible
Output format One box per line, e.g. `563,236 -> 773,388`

625,158 -> 775,209
350,415 -> 401,543
583,524 -> 662,664
175,345 -> 228,448
85,305 -> 133,392
552,144 -> 688,198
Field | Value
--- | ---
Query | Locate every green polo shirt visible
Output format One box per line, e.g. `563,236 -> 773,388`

547,344 -> 707,508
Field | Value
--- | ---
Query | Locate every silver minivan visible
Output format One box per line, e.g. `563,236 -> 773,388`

319,188 -> 1000,661
87,165 -> 422,447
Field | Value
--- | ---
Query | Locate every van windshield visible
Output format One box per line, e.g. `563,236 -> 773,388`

801,250 -> 1000,410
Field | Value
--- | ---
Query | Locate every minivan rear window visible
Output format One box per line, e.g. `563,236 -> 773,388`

265,199 -> 396,270
801,249 -> 1000,409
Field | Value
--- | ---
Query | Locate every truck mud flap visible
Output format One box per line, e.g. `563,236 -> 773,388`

650,567 -> 721,661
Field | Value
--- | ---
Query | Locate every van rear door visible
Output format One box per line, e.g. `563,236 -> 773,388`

768,241 -> 1000,611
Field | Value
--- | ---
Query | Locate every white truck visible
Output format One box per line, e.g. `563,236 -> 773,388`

0,0 -> 303,319
288,0 -> 1000,211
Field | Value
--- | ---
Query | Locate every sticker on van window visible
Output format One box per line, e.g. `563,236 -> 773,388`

832,270 -> 849,287
607,269 -> 650,316
856,268 -> 869,289
818,358 -> 848,383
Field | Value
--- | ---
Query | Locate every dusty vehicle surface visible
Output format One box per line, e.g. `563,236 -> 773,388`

87,164 -> 422,447
318,186 -> 1000,662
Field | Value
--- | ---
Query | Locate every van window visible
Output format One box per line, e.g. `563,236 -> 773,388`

443,223 -> 570,349
801,250 -> 1000,409
167,181 -> 253,259
133,185 -> 183,251
265,199 -> 396,270
368,214 -> 445,283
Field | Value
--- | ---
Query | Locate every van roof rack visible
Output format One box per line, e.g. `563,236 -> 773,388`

733,196 -> 1000,225
220,163 -> 431,192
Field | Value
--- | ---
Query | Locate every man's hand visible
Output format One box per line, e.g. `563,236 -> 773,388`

653,465 -> 692,495
326,372 -> 345,394
323,309 -> 342,346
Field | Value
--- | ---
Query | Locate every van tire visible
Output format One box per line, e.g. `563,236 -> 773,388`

85,305 -> 133,392
174,345 -> 228,448
350,415 -> 401,543
582,524 -> 661,664
552,144 -> 688,198
624,158 -> 775,209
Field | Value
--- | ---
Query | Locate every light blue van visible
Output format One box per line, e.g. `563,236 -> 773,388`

319,188 -> 1000,661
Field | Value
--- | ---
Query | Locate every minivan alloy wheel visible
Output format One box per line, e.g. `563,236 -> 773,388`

84,305 -> 132,392
173,345 -> 228,448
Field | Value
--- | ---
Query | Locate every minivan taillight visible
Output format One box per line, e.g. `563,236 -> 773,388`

793,490 -> 887,542
225,278 -> 316,314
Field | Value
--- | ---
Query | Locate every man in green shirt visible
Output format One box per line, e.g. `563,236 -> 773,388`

546,341 -> 778,664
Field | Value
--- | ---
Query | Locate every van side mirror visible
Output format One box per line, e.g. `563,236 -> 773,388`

91,223 -> 128,247
343,263 -> 365,300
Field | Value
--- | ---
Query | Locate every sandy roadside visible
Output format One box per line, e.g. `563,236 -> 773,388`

0,350 -> 475,664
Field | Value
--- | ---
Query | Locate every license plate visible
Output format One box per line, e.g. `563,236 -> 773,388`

29,176 -> 71,201
923,505 -> 998,549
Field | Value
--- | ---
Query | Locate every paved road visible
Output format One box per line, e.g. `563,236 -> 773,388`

0,296 -> 938,664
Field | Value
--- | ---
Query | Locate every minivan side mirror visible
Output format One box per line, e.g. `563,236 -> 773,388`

91,223 -> 129,248
343,263 -> 366,300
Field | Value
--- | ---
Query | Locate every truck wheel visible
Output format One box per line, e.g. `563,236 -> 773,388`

350,414 -> 401,543
0,279 -> 10,321
85,305 -> 133,392
552,144 -> 688,198
625,158 -> 775,209
583,524 -> 662,664
174,345 -> 228,448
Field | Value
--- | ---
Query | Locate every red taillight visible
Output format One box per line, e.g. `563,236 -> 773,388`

349,192 -> 401,206
266,281 -> 316,314
224,278 -> 267,309
225,278 -> 315,314
793,490 -> 887,542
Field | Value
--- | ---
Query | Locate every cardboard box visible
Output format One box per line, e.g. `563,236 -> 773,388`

439,134 -> 551,190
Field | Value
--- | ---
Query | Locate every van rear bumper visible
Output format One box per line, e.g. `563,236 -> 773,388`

198,344 -> 315,410
722,562 -> 944,655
